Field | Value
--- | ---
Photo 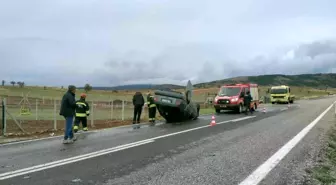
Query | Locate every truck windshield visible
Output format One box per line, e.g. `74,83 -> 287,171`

270,88 -> 288,94
218,87 -> 241,96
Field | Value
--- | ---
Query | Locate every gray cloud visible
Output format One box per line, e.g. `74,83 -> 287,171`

0,0 -> 336,86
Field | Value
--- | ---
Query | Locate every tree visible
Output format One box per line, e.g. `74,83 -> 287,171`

17,81 -> 25,88
10,81 -> 15,86
1,80 -> 4,86
84,83 -> 92,92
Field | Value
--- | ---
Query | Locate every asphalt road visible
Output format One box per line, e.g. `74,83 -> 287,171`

0,97 -> 335,185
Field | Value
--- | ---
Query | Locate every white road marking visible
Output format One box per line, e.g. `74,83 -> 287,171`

0,114 -> 214,146
238,101 -> 336,185
0,139 -> 155,180
0,116 -> 256,180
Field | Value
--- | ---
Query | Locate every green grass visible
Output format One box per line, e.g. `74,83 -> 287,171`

1,85 -> 335,123
4,103 -> 216,121
308,126 -> 336,184
199,108 -> 215,115
1,85 -> 334,104
0,86 -> 208,102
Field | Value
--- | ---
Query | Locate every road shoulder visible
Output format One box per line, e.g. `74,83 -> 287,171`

259,107 -> 336,185
304,116 -> 336,184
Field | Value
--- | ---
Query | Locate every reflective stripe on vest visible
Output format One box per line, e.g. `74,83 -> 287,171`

76,102 -> 87,106
76,113 -> 87,117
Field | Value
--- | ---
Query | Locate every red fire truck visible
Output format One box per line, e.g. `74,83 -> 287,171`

213,83 -> 259,113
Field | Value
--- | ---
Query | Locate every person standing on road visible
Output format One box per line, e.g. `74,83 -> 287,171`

73,93 -> 90,133
132,91 -> 145,129
244,91 -> 253,115
59,85 -> 77,144
146,92 -> 157,126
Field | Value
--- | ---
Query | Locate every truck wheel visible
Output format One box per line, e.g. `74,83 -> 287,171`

215,109 -> 220,113
271,102 -> 275,104
238,104 -> 243,114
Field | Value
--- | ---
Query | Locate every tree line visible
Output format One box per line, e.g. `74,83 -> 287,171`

1,80 -> 93,92
1,80 -> 25,88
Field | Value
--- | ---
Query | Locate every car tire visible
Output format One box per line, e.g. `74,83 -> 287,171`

289,98 -> 294,104
215,109 -> 220,113
193,108 -> 200,120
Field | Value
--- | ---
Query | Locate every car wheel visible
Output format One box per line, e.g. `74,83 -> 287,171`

193,109 -> 199,120
215,109 -> 220,113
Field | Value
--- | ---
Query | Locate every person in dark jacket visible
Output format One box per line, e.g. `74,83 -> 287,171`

59,85 -> 77,144
132,91 -> 145,129
244,91 -> 253,115
73,93 -> 90,133
146,92 -> 157,126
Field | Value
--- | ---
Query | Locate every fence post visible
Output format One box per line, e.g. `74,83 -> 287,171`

53,99 -> 57,130
2,98 -> 6,136
91,101 -> 94,127
110,100 -> 114,120
122,100 -> 124,121
35,99 -> 38,121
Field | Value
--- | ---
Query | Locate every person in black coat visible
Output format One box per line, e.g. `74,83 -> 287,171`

132,91 -> 145,129
243,91 -> 253,115
59,85 -> 77,143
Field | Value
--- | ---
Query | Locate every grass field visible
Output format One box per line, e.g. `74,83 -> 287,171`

306,125 -> 336,184
0,85 -> 335,137
1,85 -> 334,102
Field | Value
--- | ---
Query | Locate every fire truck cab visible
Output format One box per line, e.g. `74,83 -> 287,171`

213,83 -> 259,113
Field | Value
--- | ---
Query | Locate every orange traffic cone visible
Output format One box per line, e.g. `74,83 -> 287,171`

210,114 -> 216,126
262,107 -> 266,113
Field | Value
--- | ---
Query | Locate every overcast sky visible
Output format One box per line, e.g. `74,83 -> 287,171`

1,0 -> 336,87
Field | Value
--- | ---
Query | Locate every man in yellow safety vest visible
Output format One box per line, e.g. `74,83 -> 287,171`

146,92 -> 157,126
73,93 -> 90,133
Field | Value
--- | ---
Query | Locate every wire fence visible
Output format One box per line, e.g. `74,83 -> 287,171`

0,96 -> 155,136
0,96 -> 211,136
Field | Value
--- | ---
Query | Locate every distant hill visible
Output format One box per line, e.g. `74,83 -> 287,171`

194,73 -> 336,88
83,73 -> 336,91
